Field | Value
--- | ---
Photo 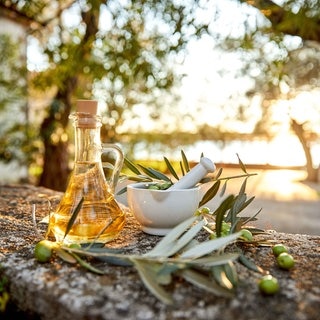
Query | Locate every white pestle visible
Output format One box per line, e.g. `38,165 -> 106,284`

168,157 -> 216,190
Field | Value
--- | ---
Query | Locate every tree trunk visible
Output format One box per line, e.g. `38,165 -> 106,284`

38,90 -> 75,191
38,137 -> 69,191
37,4 -> 101,191
291,119 -> 318,182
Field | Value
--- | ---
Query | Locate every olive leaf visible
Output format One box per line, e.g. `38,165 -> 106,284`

164,156 -> 179,180
116,175 -> 152,195
63,197 -> 84,240
163,218 -> 206,257
137,165 -> 172,182
199,180 -> 221,207
189,253 -> 239,267
212,265 -> 234,289
181,150 -> 190,173
88,219 -> 114,249
211,260 -> 239,290
241,209 -> 262,226
115,186 -> 127,196
179,268 -> 234,298
125,175 -> 153,182
124,157 -> 141,175
70,252 -> 105,275
215,167 -> 223,179
228,193 -> 247,226
179,161 -> 186,176
180,232 -> 241,259
222,261 -> 238,287
237,153 -> 247,173
131,258 -> 174,305
84,247 -> 133,266
239,177 -> 248,196
56,248 -> 77,264
238,253 -> 265,274
156,263 -> 183,285
214,195 -> 234,237
220,180 -> 228,197
145,216 -> 199,258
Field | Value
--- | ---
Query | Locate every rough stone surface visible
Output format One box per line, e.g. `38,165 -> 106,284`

0,184 -> 320,320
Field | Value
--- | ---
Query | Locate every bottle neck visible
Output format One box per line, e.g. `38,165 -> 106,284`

71,113 -> 102,163
74,126 -> 102,162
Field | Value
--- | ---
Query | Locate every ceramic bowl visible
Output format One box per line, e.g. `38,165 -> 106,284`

127,182 -> 201,236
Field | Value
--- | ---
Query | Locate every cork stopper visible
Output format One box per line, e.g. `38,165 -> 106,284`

76,100 -> 99,128
77,100 -> 98,114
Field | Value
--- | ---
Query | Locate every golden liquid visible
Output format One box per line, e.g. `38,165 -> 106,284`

49,162 -> 125,245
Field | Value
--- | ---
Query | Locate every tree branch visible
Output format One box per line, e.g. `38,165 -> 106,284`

243,0 -> 320,41
0,1 -> 76,30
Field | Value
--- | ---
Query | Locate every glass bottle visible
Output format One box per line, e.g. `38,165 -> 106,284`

49,100 -> 125,245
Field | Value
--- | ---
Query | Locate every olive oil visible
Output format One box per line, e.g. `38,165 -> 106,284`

49,100 -> 125,244
50,162 -> 125,244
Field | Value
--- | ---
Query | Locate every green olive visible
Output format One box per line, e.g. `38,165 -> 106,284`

68,243 -> 82,249
209,232 -> 217,239
221,221 -> 231,233
148,185 -> 160,190
258,275 -> 280,295
159,182 -> 172,190
34,240 -> 54,263
272,244 -> 288,256
240,229 -> 253,241
200,207 -> 211,214
277,252 -> 295,270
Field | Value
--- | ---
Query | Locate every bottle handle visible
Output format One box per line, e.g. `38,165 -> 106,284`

101,143 -> 124,192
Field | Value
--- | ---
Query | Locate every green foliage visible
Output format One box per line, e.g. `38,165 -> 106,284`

217,0 -> 320,181
0,34 -> 39,167
0,34 -> 26,108
2,0 -> 320,186
209,0 -> 320,147
125,150 -> 191,183
29,0 -> 211,134
232,0 -> 320,114
2,0 -> 213,188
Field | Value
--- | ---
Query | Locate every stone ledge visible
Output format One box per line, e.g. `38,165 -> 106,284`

1,184 -> 320,320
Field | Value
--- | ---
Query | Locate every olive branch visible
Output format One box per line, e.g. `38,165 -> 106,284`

57,216 -> 243,305
117,151 -> 257,208
35,151 -> 266,305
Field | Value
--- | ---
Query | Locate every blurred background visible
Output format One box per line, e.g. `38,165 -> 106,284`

0,0 -> 319,234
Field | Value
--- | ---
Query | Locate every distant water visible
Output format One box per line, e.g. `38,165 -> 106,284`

1,139 -> 319,184
127,140 -> 319,167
